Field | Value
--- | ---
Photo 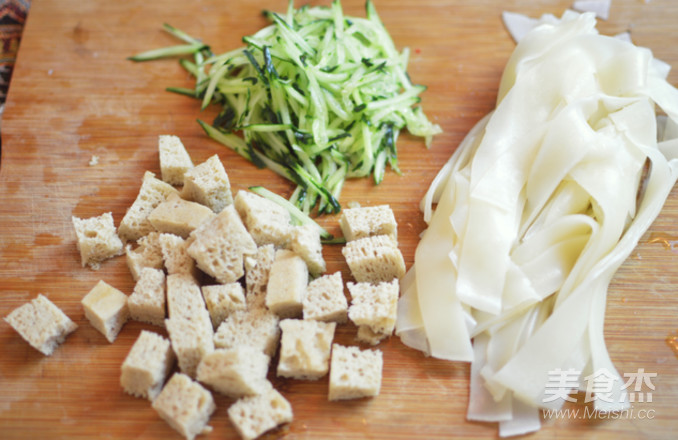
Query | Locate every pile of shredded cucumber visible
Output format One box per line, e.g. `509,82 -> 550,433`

130,0 -> 441,215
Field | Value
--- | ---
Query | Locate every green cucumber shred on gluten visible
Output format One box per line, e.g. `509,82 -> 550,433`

129,0 -> 441,215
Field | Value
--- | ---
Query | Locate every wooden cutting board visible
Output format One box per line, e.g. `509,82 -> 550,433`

1,0 -> 677,438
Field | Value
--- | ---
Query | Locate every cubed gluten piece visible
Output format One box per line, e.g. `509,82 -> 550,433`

148,193 -> 215,238
202,283 -> 247,329
342,234 -> 406,283
158,134 -> 194,185
227,388 -> 293,440
120,330 -> 175,400
265,250 -> 308,318
347,279 -> 398,341
165,273 -> 214,377
165,318 -> 214,379
125,232 -> 164,281
118,171 -> 179,243
213,308 -> 280,358
159,233 -> 198,277
187,205 -> 257,284
286,224 -> 326,276
152,373 -> 216,440
328,344 -> 383,401
165,273 -> 211,329
182,154 -> 233,213
72,212 -> 124,270
277,319 -> 336,380
197,347 -> 271,399
244,244 -> 275,310
128,267 -> 166,327
339,204 -> 397,242
234,190 -> 292,247
302,272 -> 348,323
355,325 -> 388,346
81,280 -> 129,343
4,294 -> 77,356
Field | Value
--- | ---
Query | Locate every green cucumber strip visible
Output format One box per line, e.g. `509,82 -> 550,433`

197,119 -> 252,162
166,87 -> 198,98
239,123 -> 293,132
162,23 -> 202,45
128,42 -> 206,61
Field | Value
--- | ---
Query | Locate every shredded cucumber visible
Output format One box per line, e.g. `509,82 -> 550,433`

130,0 -> 441,215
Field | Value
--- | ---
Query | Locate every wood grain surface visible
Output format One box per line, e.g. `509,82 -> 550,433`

1,0 -> 678,439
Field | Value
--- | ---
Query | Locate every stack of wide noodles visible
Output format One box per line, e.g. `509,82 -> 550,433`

396,10 -> 678,437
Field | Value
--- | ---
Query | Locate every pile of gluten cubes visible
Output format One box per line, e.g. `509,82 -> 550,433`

3,135 -> 407,440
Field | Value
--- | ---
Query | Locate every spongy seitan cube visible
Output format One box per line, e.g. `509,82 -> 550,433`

120,330 -> 174,400
159,233 -> 198,277
165,273 -> 214,377
182,154 -> 233,213
342,234 -> 406,283
81,280 -> 129,343
287,224 -> 325,276
356,325 -> 388,346
148,193 -> 215,238
347,279 -> 398,338
244,244 -> 275,310
213,308 -> 280,358
187,205 -> 257,284
125,232 -> 164,281
118,171 -> 179,243
72,212 -> 124,270
339,204 -> 397,242
158,134 -> 194,185
265,250 -> 308,318
328,344 -> 383,401
234,190 -> 291,247
165,318 -> 214,379
277,319 -> 336,380
152,373 -> 216,440
4,294 -> 77,356
128,267 -> 166,327
197,347 -> 271,399
302,272 -> 348,323
227,388 -> 293,440
202,283 -> 247,329
166,273 -> 211,328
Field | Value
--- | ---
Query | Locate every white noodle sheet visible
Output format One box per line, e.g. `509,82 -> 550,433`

395,11 -> 678,436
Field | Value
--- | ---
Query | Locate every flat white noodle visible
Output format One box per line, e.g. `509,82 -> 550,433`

397,10 -> 678,436
572,0 -> 612,20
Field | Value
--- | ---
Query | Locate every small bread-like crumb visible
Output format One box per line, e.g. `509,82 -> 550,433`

265,250 -> 308,318
197,347 -> 271,399
72,212 -> 123,270
303,271 -> 348,323
4,294 -> 77,356
152,373 -> 216,440
342,234 -> 405,283
277,319 -> 336,380
328,344 -> 383,401
120,330 -> 174,400
202,283 -> 247,329
81,280 -> 129,343
158,134 -> 193,185
128,267 -> 166,327
182,154 -> 233,213
227,387 -> 293,440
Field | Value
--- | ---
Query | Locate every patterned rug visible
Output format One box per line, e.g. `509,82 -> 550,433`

0,0 -> 29,103
0,0 -> 30,151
